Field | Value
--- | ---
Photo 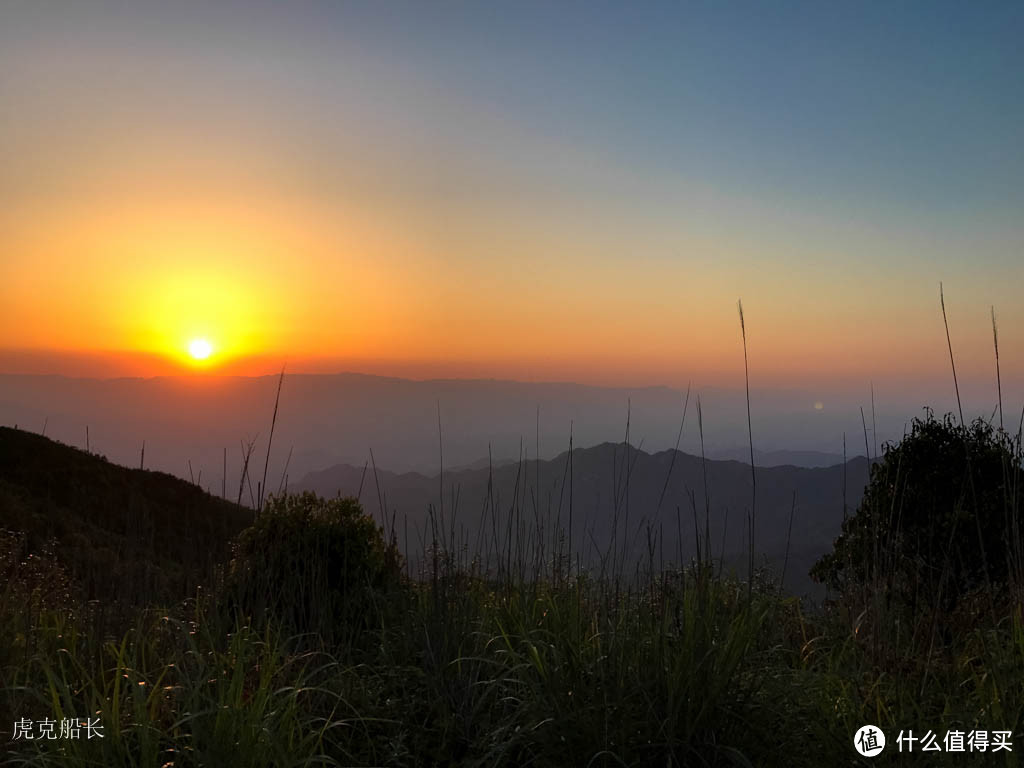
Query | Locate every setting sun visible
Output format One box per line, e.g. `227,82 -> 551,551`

188,338 -> 214,361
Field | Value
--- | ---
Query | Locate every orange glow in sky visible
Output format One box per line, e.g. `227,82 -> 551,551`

1,4 -> 1022,394
1,190 -> 1021,390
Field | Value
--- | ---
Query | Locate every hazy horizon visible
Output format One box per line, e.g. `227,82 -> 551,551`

1,368 -> 1012,493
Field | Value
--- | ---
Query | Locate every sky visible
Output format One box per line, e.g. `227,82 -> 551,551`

2,1 -> 1022,398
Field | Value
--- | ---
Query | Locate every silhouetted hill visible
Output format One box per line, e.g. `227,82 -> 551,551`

0,426 -> 252,603
297,441 -> 872,595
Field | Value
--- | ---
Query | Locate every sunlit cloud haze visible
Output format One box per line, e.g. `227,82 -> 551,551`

2,1 -> 1023,400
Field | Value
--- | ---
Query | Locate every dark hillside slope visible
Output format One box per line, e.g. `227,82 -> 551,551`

0,427 -> 252,603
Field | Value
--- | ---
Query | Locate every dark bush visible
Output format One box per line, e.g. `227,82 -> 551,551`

224,492 -> 405,645
812,412 -> 1024,610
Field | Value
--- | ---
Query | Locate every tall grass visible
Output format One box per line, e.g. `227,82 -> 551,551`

2,555 -> 786,766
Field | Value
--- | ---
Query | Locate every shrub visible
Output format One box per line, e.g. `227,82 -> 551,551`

223,492 -> 404,646
812,412 -> 1024,611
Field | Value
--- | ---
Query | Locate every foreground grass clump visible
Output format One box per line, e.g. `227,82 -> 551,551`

5,570 -> 1022,766
380,566 -> 778,765
1,515 -> 780,766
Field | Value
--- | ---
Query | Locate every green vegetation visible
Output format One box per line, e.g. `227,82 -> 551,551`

0,426 -> 252,604
813,412 -> 1024,610
2,419 -> 1024,766
223,492 -> 404,646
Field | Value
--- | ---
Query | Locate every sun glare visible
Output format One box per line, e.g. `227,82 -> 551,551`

188,338 -> 214,361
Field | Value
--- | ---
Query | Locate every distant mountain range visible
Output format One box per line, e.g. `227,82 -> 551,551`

0,372 -> 907,497
0,369 -> 896,595
0,421 -> 871,599
296,441 -> 872,595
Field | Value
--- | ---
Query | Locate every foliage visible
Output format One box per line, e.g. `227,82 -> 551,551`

222,492 -> 405,646
812,412 -> 1024,610
5,561 -> 1024,767
0,427 -> 252,604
